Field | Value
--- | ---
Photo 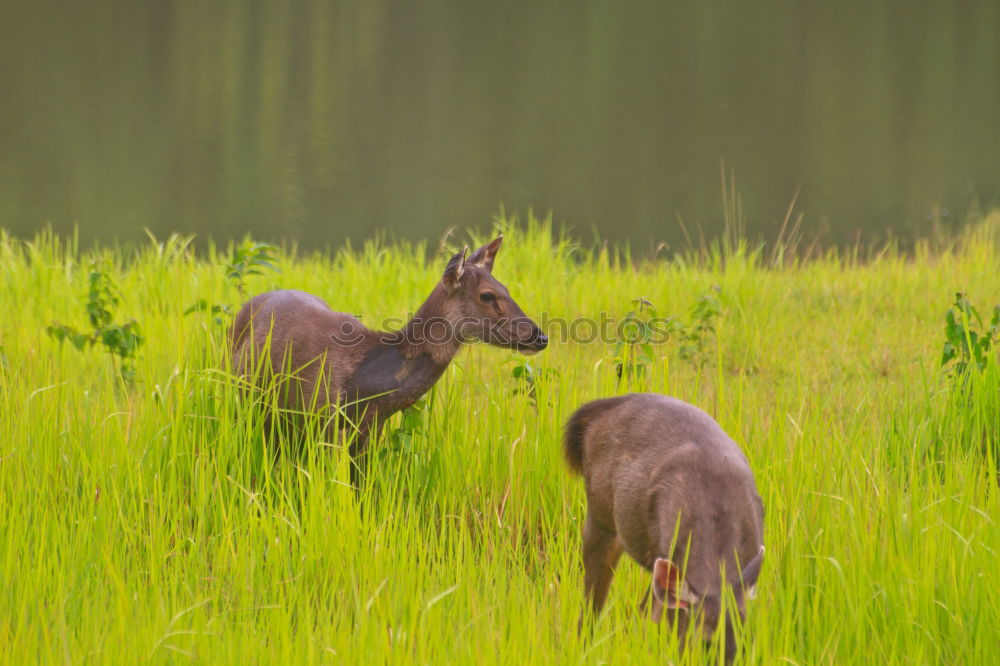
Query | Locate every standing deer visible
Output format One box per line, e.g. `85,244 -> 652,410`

230,235 -> 547,470
563,393 -> 764,662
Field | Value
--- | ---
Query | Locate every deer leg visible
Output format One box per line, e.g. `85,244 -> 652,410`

578,513 -> 622,632
345,414 -> 377,491
348,431 -> 370,490
638,587 -> 651,615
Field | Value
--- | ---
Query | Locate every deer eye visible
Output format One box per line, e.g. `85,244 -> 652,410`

479,292 -> 497,303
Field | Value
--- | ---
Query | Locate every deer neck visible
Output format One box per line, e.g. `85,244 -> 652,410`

397,285 -> 463,366
344,287 -> 462,416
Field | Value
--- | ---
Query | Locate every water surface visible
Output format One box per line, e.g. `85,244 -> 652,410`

2,1 -> 998,248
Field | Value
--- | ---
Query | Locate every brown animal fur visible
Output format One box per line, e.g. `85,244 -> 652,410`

564,393 -> 764,661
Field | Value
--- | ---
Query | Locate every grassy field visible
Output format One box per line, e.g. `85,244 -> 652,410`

1,214 -> 998,664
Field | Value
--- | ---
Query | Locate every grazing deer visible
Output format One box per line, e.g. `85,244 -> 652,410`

230,235 -> 547,468
563,393 -> 764,662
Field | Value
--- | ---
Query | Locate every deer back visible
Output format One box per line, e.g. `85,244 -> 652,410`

230,289 -> 376,412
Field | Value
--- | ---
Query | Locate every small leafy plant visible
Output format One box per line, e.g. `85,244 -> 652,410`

941,292 -> 1000,376
610,288 -> 724,384
510,359 -> 558,407
186,240 -> 279,325
614,298 -> 669,385
47,256 -> 144,385
184,298 -> 232,326
679,286 -> 723,362
380,396 -> 431,460
226,241 -> 279,297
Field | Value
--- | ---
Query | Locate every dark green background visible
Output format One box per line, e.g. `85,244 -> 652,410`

2,1 -> 998,248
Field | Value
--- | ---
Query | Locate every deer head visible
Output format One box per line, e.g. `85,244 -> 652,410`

436,235 -> 548,354
651,547 -> 764,662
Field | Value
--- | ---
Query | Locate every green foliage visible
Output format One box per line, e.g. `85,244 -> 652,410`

611,288 -> 723,386
183,298 -> 232,326
3,214 -> 1000,665
46,256 -> 144,385
679,286 -> 723,362
381,397 -> 430,460
226,240 -> 279,297
941,292 -> 1000,376
934,293 -> 1000,465
613,297 -> 668,386
510,359 -> 558,407
186,239 -> 279,325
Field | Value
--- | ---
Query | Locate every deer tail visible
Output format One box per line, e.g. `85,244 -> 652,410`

563,396 -> 631,475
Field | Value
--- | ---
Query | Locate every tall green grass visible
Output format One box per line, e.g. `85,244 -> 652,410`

1,214 -> 997,664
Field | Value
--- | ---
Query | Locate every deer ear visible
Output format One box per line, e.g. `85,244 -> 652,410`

740,546 -> 764,590
467,235 -> 502,271
651,558 -> 697,621
442,247 -> 467,292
